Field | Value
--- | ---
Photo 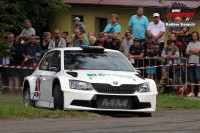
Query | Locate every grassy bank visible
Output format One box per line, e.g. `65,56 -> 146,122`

1,94 -> 200,118
157,94 -> 200,109
0,94 -> 101,119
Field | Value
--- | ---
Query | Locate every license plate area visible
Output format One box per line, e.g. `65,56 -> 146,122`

96,95 -> 133,109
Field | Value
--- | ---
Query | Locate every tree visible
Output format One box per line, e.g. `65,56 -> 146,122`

0,0 -> 71,58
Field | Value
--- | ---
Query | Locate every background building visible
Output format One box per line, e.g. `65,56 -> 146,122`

49,0 -> 200,42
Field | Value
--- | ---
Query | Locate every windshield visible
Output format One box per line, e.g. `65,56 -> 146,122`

64,50 -> 135,72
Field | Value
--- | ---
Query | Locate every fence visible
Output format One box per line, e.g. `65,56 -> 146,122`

133,57 -> 186,82
0,57 -> 199,94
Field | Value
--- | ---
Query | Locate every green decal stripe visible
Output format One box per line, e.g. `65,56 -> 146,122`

87,74 -> 93,77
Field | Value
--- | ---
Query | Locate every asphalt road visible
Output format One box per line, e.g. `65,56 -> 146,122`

0,110 -> 200,133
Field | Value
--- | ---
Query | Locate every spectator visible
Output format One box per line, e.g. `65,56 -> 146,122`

73,17 -> 86,34
94,32 -> 111,49
76,34 -> 88,47
22,35 -> 41,77
15,36 -> 24,62
161,40 -> 180,85
15,36 -> 25,88
128,6 -> 149,44
186,31 -> 200,97
48,29 -> 66,50
67,41 -> 74,47
8,33 -> 20,92
33,52 -> 41,68
110,32 -> 120,50
145,45 -> 157,79
41,32 -> 51,56
143,34 -> 154,58
22,35 -> 41,66
47,32 -> 52,39
36,36 -> 40,44
104,14 -> 121,39
88,31 -> 94,39
0,35 -> 9,93
62,31 -> 68,43
167,17 -> 182,37
89,36 -> 96,46
154,42 -> 162,92
169,33 -> 182,56
104,32 -> 109,41
120,31 -> 133,58
179,27 -> 191,83
128,38 -> 145,70
147,13 -> 165,50
179,27 -> 191,58
73,28 -> 89,46
3,35 -> 9,44
19,20 -> 36,43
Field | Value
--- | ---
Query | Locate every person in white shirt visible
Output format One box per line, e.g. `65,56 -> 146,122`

147,13 -> 165,50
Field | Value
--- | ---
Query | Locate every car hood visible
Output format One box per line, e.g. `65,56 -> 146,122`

65,70 -> 145,85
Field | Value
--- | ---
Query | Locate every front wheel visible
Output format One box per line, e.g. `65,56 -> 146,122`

53,84 -> 64,110
23,88 -> 35,107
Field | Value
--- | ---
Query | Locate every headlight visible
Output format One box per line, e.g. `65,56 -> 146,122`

138,83 -> 149,92
69,80 -> 93,90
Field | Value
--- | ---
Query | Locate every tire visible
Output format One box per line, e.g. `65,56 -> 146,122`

53,84 -> 64,110
139,113 -> 153,117
23,88 -> 35,107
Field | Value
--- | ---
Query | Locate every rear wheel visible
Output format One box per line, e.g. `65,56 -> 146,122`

23,88 -> 35,107
53,84 -> 64,110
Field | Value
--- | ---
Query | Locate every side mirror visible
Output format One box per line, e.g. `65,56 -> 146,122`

136,70 -> 141,74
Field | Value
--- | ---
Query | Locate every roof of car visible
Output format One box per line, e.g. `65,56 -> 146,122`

48,47 -> 120,53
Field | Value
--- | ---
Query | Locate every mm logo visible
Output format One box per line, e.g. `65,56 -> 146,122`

102,99 -> 128,107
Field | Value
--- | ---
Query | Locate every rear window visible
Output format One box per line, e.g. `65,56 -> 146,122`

64,51 -> 135,72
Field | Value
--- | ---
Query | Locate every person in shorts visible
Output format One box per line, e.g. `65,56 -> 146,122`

145,45 -> 156,79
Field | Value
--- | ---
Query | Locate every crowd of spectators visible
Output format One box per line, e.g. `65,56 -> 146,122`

1,6 -> 200,97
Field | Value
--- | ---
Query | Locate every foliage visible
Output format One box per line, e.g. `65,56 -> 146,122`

0,0 -> 71,58
0,39 -> 15,59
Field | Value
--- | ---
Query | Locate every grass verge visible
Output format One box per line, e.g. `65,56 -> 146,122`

157,94 -> 200,110
0,94 -> 101,119
1,94 -> 200,118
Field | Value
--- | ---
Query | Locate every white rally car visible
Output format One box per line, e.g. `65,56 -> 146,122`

23,46 -> 157,116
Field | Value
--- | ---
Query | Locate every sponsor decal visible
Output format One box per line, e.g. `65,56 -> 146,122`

165,2 -> 196,27
32,77 -> 41,99
102,99 -> 128,107
166,9 -> 195,21
46,78 -> 52,82
165,22 -> 195,27
35,77 -> 41,91
87,73 -> 133,79
32,91 -> 41,99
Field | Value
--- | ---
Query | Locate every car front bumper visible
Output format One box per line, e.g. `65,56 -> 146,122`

63,89 -> 157,112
